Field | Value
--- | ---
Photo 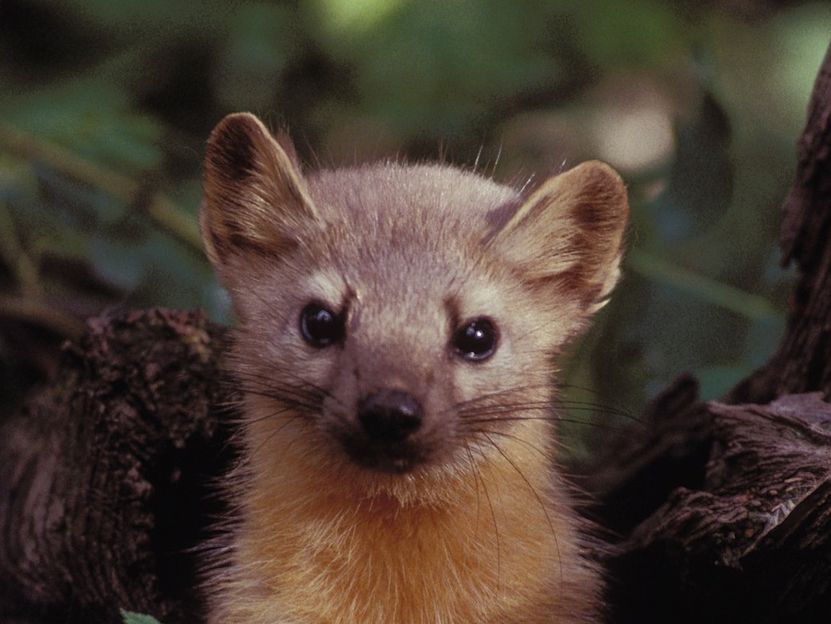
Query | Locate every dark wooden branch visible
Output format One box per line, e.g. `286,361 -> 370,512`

0,310 -> 236,623
603,394 -> 831,623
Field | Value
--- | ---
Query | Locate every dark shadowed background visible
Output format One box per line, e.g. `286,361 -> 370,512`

1,0 -> 829,459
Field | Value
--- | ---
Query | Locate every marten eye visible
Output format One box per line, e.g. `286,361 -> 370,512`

452,317 -> 499,362
300,302 -> 344,348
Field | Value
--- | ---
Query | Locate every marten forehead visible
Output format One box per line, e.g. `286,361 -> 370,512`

300,220 -> 507,313
307,162 -> 520,231
298,163 -> 521,313
301,261 -> 514,323
301,240 -> 468,303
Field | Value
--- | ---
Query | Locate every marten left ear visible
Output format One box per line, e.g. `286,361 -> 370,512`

201,112 -> 319,271
488,161 -> 629,313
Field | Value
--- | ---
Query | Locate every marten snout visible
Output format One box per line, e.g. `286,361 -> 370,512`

358,389 -> 423,443
333,386 -> 435,473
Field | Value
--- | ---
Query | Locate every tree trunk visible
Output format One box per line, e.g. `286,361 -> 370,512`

731,41 -> 831,403
591,41 -> 831,624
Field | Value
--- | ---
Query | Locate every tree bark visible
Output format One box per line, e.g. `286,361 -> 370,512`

730,42 -> 831,403
591,41 -> 831,624
0,309 -> 236,623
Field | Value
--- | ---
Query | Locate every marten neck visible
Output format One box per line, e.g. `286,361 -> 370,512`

232,413 -> 576,623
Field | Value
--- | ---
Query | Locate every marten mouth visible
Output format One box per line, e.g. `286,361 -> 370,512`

339,437 -> 430,474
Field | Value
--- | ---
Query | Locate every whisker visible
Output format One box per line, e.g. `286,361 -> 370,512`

459,403 -> 553,419
456,394 -> 640,426
249,394 -> 319,415
249,411 -> 306,460
472,443 -> 501,592
450,383 -> 554,413
465,427 -> 550,461
236,388 -> 321,416
556,397 -> 642,424
477,431 -> 563,585
231,369 -> 330,402
229,365 -> 336,402
555,402 -> 643,424
462,440 -> 483,536
239,400 -> 315,426
234,382 -> 327,412
466,414 -> 636,433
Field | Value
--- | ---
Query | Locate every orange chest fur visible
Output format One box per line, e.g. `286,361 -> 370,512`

228,457 -> 574,624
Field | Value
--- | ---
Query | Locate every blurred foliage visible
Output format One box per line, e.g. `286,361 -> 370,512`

1,0 -> 829,455
121,610 -> 162,624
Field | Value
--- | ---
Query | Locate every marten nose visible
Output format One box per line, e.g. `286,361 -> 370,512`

358,390 -> 423,442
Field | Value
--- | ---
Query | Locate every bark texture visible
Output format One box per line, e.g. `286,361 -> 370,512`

0,309 -> 236,623
596,391 -> 831,624
591,41 -> 831,624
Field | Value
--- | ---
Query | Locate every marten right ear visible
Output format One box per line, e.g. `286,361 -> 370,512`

201,112 -> 319,269
487,161 -> 629,315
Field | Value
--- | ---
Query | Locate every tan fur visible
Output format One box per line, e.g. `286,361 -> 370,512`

201,113 -> 629,623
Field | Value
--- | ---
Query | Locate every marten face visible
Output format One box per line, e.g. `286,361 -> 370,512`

268,210 -> 519,475
201,113 -> 628,489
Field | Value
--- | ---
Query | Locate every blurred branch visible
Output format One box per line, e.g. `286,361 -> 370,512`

0,124 -> 203,253
627,248 -> 779,321
0,201 -> 43,299
0,294 -> 85,339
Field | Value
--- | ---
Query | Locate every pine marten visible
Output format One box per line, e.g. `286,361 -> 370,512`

200,112 -> 628,623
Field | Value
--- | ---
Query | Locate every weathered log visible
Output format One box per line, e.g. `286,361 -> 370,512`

594,41 -> 831,624
603,394 -> 831,623
0,309 -> 237,623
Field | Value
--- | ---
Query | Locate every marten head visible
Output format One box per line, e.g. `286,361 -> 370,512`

201,113 -> 628,496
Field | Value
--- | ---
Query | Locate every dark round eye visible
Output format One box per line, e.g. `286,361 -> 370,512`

300,302 -> 344,348
452,317 -> 499,362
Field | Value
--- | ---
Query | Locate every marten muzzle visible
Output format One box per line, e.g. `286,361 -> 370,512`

338,388 -> 433,474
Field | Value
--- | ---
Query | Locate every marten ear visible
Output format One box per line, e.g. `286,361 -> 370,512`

201,112 -> 319,269
489,161 -> 629,313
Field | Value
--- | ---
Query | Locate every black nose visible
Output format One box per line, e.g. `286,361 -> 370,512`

358,390 -> 423,443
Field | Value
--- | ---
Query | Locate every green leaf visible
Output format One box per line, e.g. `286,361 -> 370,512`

120,609 -> 163,624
